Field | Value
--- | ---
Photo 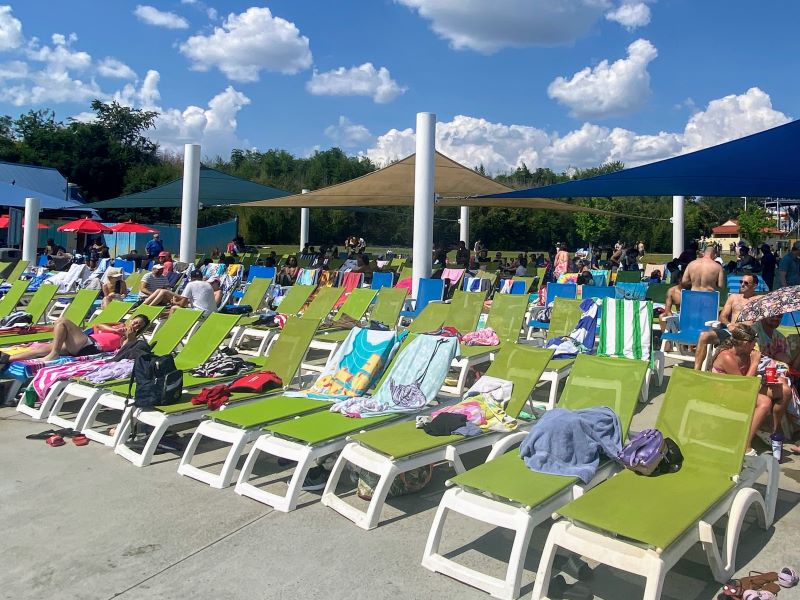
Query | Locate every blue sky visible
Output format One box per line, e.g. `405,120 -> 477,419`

0,0 -> 797,173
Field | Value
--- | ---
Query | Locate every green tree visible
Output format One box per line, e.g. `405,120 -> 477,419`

573,199 -> 611,251
736,206 -> 773,248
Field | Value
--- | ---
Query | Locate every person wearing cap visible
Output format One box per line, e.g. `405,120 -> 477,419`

101,268 -> 128,308
777,241 -> 800,288
139,263 -> 171,303
145,233 -> 164,261
165,271 -> 222,316
157,250 -> 174,275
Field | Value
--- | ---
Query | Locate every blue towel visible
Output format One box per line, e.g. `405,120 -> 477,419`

519,406 -> 621,483
615,282 -> 647,300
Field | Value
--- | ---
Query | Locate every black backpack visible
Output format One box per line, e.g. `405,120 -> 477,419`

128,353 -> 183,408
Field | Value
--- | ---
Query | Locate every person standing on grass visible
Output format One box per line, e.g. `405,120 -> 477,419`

145,233 -> 163,262
777,241 -> 800,287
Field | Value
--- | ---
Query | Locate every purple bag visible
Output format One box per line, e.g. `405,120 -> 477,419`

617,428 -> 667,476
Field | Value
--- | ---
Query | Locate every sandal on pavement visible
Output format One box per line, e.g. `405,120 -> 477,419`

779,567 -> 799,588
72,434 -> 89,446
45,434 -> 65,447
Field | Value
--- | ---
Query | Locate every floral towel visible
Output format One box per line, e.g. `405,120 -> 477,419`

461,327 -> 499,346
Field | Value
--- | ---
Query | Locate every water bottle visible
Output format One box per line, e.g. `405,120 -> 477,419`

770,432 -> 783,462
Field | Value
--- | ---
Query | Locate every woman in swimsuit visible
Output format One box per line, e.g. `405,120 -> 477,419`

711,323 -> 788,455
0,315 -> 150,364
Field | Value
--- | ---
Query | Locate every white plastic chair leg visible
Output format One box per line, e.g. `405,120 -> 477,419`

177,421 -> 250,489
320,442 -> 398,530
114,411 -> 170,467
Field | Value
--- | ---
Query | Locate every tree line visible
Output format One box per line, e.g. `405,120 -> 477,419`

0,100 -> 758,252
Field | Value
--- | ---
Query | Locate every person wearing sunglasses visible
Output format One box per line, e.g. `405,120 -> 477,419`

694,272 -> 758,370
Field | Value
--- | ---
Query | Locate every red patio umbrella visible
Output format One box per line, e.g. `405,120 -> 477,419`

0,215 -> 48,229
110,220 -> 159,257
109,220 -> 159,234
57,217 -> 113,234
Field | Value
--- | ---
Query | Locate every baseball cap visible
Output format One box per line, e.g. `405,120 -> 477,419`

152,263 -> 165,271
158,251 -> 170,258
207,276 -> 220,284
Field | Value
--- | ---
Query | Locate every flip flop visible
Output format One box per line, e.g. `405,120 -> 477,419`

72,434 -> 89,446
45,434 -> 65,447
27,429 -> 61,440
779,567 -> 799,588
742,591 -> 776,600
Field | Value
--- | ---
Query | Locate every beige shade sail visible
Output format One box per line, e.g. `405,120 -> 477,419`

237,151 -> 608,214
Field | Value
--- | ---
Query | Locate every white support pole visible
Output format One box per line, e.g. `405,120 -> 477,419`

300,189 -> 310,251
179,144 -> 201,264
22,197 -> 40,262
412,112 -> 436,298
672,195 -> 684,258
459,206 -> 470,248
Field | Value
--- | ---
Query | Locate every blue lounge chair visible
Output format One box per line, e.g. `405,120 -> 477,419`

399,277 -> 444,320
660,290 -> 719,362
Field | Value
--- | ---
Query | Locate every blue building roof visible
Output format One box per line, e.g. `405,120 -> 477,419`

0,161 -> 84,202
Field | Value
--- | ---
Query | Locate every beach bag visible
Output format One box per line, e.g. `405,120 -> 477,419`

128,353 -> 183,408
111,339 -> 152,362
353,465 -> 433,500
617,428 -> 667,475
618,428 -> 683,476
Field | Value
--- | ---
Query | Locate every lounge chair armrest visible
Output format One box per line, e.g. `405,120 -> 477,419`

486,431 -> 528,461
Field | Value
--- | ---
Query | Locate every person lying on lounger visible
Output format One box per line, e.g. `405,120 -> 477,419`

0,315 -> 150,365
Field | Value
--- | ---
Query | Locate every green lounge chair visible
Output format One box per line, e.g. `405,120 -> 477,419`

0,261 -> 11,280
0,291 -> 112,348
116,316 -> 320,467
531,367 -> 777,600
229,333 -> 452,510
0,280 -> 29,318
19,306 -> 192,423
19,285 -> 58,324
126,270 -> 145,294
300,286 -> 343,321
615,269 -> 642,283
231,284 -> 315,355
406,301 -> 449,334
321,344 -> 554,530
534,298 -> 586,411
422,355 -> 648,599
438,291 -> 489,395
443,294 -> 528,395
368,287 -> 407,328
179,321 -> 402,490
238,277 -> 273,312
44,313 -> 241,440
2,260 -> 29,284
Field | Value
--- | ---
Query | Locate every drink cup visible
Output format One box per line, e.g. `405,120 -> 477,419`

765,366 -> 777,384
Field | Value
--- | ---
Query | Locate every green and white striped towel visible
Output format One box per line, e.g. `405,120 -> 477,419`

598,298 -> 653,366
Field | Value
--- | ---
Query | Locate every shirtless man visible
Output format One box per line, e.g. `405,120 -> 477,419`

682,246 -> 725,292
694,272 -> 757,370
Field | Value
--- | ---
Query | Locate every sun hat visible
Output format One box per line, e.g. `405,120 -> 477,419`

207,276 -> 221,284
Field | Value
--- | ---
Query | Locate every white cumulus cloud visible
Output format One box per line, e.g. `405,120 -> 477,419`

396,0 -> 610,53
0,5 -> 23,51
133,5 -> 189,29
324,116 -> 373,148
365,88 -> 790,174
114,70 -> 251,157
97,57 -> 136,79
548,38 -> 657,119
682,87 -> 790,153
307,63 -> 406,104
605,2 -> 651,29
179,7 -> 312,81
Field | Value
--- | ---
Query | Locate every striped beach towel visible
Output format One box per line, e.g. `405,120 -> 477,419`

598,298 -> 653,366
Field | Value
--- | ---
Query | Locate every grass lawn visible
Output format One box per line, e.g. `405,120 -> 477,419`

255,244 -> 677,266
